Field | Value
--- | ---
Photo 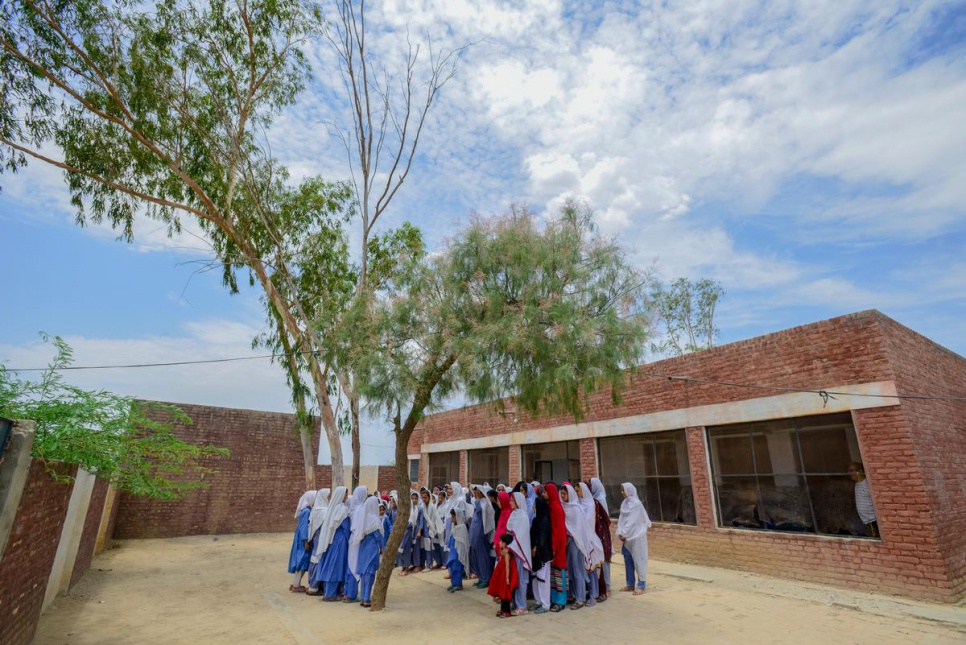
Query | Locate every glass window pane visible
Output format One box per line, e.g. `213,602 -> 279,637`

757,475 -> 813,533
799,426 -> 853,473
654,437 -> 680,476
717,476 -> 761,528
657,478 -> 683,523
807,474 -> 867,536
712,434 -> 754,474
641,478 -> 660,519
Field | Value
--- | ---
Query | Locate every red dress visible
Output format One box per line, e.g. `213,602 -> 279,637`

487,553 -> 519,601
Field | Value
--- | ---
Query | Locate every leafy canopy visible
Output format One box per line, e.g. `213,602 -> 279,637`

0,335 -> 228,498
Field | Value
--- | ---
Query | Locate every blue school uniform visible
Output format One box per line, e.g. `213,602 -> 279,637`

311,517 -> 351,598
288,507 -> 312,573
468,500 -> 493,585
357,530 -> 385,603
445,532 -> 464,587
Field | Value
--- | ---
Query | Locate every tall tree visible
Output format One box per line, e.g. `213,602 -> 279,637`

0,0 -> 352,486
651,277 -> 724,355
344,201 -> 652,610
321,0 -> 465,488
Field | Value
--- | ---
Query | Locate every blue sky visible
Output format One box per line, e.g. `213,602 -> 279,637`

2,0 -> 965,464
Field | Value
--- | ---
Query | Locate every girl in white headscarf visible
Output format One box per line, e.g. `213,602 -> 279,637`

445,505 -> 471,592
468,485 -> 495,587
288,490 -> 316,592
353,496 -> 385,607
307,486 -> 350,599
506,491 -> 532,614
589,478 -> 613,599
561,484 -> 604,609
419,488 -> 444,569
399,491 -> 426,574
343,486 -> 368,602
618,482 -> 652,595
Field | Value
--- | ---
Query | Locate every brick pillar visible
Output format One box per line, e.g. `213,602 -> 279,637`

685,426 -> 715,528
508,445 -> 522,484
419,453 -> 428,488
579,437 -> 598,480
459,450 -> 468,484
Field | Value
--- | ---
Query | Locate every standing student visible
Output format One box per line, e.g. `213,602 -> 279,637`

488,533 -> 519,618
589,477 -> 612,599
308,486 -> 350,600
492,491 -> 512,553
420,488 -> 444,570
617,482 -> 651,595
468,485 -> 495,587
576,482 -> 606,604
506,491 -> 532,615
561,484 -> 604,609
344,485 -> 369,603
399,491 -> 426,574
304,489 -> 330,588
529,496 -> 553,613
288,490 -> 316,592
543,483 -> 569,612
446,506 -> 470,592
354,497 -> 385,607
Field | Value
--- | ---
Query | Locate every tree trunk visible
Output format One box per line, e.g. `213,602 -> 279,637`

311,370 -> 344,488
299,423 -> 316,490
369,415 -> 415,611
350,391 -> 361,490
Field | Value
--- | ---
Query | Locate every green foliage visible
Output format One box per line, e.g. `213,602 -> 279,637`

0,334 -> 229,498
651,277 -> 724,355
352,200 -> 651,424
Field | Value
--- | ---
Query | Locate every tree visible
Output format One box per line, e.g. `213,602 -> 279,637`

651,277 -> 724,355
0,335 -> 227,498
347,201 -> 651,610
0,0 -> 352,487
319,0 -> 465,489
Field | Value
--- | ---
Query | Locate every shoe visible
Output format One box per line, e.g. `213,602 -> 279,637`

289,585 -> 306,593
496,611 -> 513,618
530,606 -> 548,614
305,589 -> 322,596
596,594 -> 607,602
451,585 -> 463,592
447,585 -> 456,593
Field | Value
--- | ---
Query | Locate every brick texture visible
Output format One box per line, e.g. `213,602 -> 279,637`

0,462 -> 76,645
412,311 -> 966,603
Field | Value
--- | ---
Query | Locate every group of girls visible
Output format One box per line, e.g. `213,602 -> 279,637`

290,477 -> 652,617
288,485 -> 392,607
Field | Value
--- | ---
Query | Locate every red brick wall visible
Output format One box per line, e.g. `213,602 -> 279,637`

413,311 -> 966,602
69,477 -> 110,588
0,462 -> 76,645
875,315 -> 966,598
376,466 -> 397,492
113,403 -> 331,538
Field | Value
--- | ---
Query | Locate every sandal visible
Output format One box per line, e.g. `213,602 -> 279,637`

321,596 -> 339,602
530,606 -> 549,614
289,585 -> 306,593
512,608 -> 527,616
496,611 -> 513,618
305,589 -> 323,596
633,588 -> 646,596
619,585 -> 634,592
549,604 -> 564,613
570,602 -> 585,610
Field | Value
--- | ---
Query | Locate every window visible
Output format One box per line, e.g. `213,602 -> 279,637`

408,458 -> 420,484
521,441 -> 580,484
708,412 -> 877,538
428,451 -> 460,489
598,430 -> 694,524
467,447 -> 509,487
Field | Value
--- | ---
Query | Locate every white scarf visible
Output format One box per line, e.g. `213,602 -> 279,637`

451,505 -> 471,572
295,490 -> 317,519
474,485 -> 495,535
577,482 -> 597,535
312,486 -> 348,564
349,496 -> 383,576
407,492 -> 420,527
590,478 -> 609,517
506,491 -> 533,571
561,484 -> 604,569
348,485 -> 368,514
307,488 -> 330,538
618,482 -> 652,541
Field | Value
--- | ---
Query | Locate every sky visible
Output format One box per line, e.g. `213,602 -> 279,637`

2,0 -> 965,465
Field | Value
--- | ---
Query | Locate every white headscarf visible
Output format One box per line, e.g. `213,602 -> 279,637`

312,486 -> 348,564
296,490 -> 317,519
420,488 -> 443,539
349,496 -> 383,577
307,488 -> 330,538
577,482 -> 597,535
590,478 -> 609,517
561,484 -> 604,569
348,485 -> 368,513
473,485 -> 495,535
450,505 -> 471,572
506,491 -> 532,571
618,482 -> 652,542
407,491 -> 420,527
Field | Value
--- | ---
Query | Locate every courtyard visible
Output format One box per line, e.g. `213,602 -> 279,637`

33,533 -> 966,645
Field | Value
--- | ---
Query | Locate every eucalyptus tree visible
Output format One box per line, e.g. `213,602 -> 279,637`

651,277 -> 724,355
0,0 -> 353,486
347,201 -> 652,610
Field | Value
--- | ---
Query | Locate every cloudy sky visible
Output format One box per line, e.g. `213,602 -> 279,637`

2,0 -> 964,465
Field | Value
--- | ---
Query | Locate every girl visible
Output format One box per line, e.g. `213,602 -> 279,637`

308,486 -> 350,600
543,483 -> 569,612
468,485 -> 495,588
561,484 -> 604,609
492,491 -> 512,553
488,533 -> 518,618
589,477 -> 613,600
529,496 -> 553,613
618,482 -> 652,596
399,491 -> 426,575
343,486 -> 369,602
506,491 -> 532,615
445,506 -> 470,592
354,496 -> 385,607
288,490 -> 316,592
303,489 -> 330,590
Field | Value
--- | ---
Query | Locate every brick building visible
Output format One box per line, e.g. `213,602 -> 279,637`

407,311 -> 966,603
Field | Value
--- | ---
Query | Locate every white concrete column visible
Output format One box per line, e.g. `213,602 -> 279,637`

43,467 -> 96,611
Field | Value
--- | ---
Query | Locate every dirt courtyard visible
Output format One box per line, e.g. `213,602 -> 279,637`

34,533 -> 966,645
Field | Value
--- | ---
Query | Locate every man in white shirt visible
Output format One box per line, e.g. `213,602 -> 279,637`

849,462 -> 878,538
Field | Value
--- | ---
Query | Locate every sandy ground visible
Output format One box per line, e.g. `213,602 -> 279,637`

34,533 -> 966,645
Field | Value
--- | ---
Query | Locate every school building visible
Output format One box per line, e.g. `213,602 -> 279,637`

407,310 -> 966,603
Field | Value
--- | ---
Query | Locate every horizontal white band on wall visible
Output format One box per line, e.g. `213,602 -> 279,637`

407,454 -> 421,461
419,380 -> 899,454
